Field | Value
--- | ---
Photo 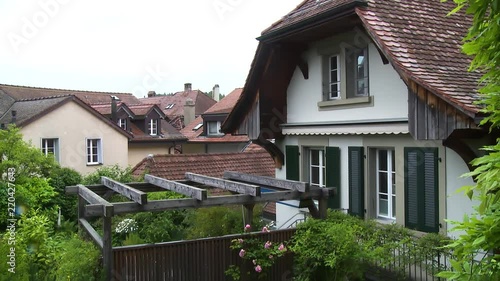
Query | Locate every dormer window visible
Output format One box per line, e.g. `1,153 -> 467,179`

117,118 -> 127,130
148,119 -> 158,136
207,121 -> 222,136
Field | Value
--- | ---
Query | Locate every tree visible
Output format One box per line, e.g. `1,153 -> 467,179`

439,1 -> 500,280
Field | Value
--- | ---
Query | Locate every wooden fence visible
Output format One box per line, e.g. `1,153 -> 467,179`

111,229 -> 296,281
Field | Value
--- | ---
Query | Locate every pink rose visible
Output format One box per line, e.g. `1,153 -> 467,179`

264,241 -> 272,249
278,243 -> 286,251
255,265 -> 262,273
262,226 -> 270,232
244,224 -> 251,232
239,249 -> 245,258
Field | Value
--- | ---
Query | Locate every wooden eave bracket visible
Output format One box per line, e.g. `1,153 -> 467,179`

252,138 -> 285,169
145,174 -> 207,201
101,176 -> 148,205
185,172 -> 261,196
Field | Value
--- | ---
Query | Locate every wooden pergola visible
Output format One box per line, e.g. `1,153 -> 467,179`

66,171 -> 334,280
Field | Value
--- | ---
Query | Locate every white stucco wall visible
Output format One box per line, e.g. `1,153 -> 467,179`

21,101 -> 129,175
445,148 -> 476,238
286,39 -> 408,124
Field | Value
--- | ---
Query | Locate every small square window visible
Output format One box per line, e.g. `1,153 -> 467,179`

207,121 -> 222,136
41,138 -> 59,162
148,119 -> 158,136
118,118 -> 127,130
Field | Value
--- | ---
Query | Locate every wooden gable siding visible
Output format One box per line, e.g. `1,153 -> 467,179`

408,81 -> 477,140
239,97 -> 259,139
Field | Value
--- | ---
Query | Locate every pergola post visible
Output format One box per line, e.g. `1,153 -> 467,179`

103,216 -> 113,281
243,203 -> 255,229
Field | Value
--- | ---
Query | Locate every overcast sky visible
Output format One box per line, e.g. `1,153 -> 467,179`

0,0 -> 299,97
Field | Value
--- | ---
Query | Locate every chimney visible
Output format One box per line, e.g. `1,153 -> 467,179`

110,96 -> 119,122
11,110 -> 17,124
184,83 -> 192,92
213,84 -> 220,102
183,98 -> 195,126
147,91 -> 156,97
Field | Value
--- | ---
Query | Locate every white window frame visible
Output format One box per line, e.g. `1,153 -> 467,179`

41,138 -> 59,162
308,149 -> 325,188
148,119 -> 158,136
207,121 -> 222,136
118,118 -> 127,130
329,55 -> 341,100
353,47 -> 369,97
376,149 -> 396,220
86,138 -> 102,165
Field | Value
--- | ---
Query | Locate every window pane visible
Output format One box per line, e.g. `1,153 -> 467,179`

311,167 -> 319,185
378,172 -> 388,193
330,70 -> 338,82
311,150 -> 319,165
357,80 -> 366,96
330,56 -> 337,70
378,150 -> 387,170
379,198 -> 388,216
392,172 -> 396,194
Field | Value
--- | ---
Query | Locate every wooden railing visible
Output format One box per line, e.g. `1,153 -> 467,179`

111,229 -> 296,281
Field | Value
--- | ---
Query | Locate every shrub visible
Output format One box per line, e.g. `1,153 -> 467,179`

82,165 -> 137,185
54,235 -> 103,281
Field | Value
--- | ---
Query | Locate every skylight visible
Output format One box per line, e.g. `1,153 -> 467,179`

165,103 -> 175,109
193,123 -> 203,130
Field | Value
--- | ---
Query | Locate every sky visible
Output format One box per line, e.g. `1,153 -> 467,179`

0,0 -> 299,98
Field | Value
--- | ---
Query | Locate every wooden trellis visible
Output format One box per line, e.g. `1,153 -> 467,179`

66,171 -> 335,281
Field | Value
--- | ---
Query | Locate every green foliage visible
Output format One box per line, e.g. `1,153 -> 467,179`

184,205 -> 264,239
0,126 -> 58,183
289,211 -> 450,281
438,1 -> 500,279
227,224 -> 289,280
82,164 -> 137,185
54,234 -> 103,281
49,167 -> 82,223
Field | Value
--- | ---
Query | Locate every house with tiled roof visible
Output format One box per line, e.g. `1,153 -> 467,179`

222,0 -> 495,235
140,83 -> 217,130
0,84 -> 187,174
90,101 -> 187,166
0,86 -> 131,175
181,88 -> 250,154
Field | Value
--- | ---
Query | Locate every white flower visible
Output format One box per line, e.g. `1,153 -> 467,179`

116,218 -> 138,234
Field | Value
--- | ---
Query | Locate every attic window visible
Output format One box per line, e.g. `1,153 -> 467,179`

165,104 -> 175,109
193,123 -> 203,130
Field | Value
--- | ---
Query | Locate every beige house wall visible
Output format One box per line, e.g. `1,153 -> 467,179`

128,144 -> 172,168
21,101 -> 129,175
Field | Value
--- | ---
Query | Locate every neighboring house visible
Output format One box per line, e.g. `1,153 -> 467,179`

140,83 -> 217,130
0,86 -> 131,175
181,88 -> 250,154
91,101 -> 187,166
222,0 -> 494,235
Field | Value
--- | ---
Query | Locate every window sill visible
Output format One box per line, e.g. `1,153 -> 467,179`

317,96 -> 372,109
86,163 -> 103,167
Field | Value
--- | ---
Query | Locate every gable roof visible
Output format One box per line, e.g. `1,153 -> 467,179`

0,95 -> 132,138
223,0 -> 482,133
181,89 -> 250,143
131,150 -> 275,180
0,84 -> 141,105
140,90 -> 216,118
204,88 -> 243,115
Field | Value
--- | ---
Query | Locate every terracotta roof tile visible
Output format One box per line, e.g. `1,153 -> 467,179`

139,90 -> 216,119
354,0 -> 482,113
131,150 -> 275,180
0,84 -> 141,105
204,88 -> 243,114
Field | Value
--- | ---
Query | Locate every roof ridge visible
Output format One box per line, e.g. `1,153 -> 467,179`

16,94 -> 74,102
0,83 -> 134,96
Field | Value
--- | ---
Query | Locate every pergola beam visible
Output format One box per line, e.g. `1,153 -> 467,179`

101,177 -> 148,205
185,172 -> 261,196
85,188 -> 332,216
145,174 -> 207,201
224,171 -> 309,192
79,218 -> 103,249
66,182 -> 173,195
77,184 -> 114,217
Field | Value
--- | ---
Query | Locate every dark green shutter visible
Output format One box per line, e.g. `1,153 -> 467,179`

285,145 -> 300,181
348,147 -> 365,218
404,147 -> 439,233
326,147 -> 341,209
